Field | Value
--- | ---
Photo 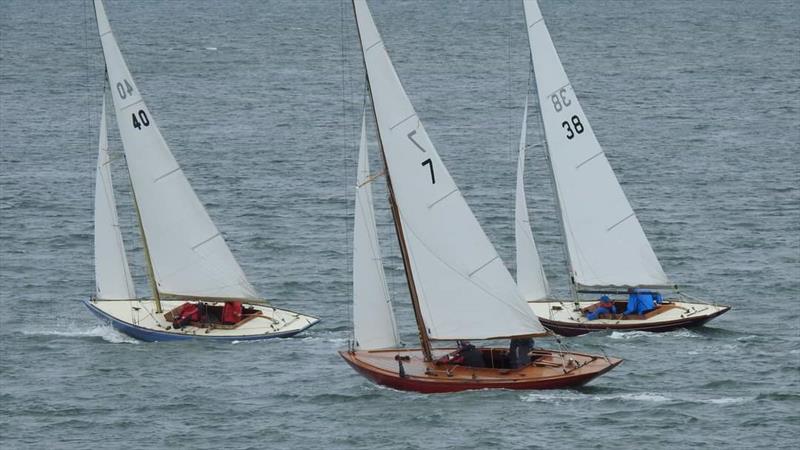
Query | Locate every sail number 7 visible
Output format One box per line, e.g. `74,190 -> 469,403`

421,158 -> 435,184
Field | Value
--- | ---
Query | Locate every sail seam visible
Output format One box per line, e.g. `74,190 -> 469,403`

153,167 -> 180,183
390,113 -> 416,130
191,232 -> 221,251
365,40 -> 383,52
468,256 -> 499,278
427,188 -> 458,209
575,151 -> 604,170
120,99 -> 144,111
528,18 -> 543,29
100,30 -> 112,37
606,212 -> 635,232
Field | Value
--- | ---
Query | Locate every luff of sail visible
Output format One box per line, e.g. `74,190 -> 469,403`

353,112 -> 400,350
95,97 -> 136,300
354,0 -> 545,340
524,0 -> 671,291
94,0 -> 257,300
515,98 -> 549,301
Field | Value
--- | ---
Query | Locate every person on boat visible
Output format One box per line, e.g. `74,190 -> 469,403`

586,295 -> 616,320
623,290 -> 655,317
173,302 -> 201,329
509,337 -> 534,369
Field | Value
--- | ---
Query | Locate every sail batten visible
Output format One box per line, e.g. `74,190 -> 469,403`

94,97 -> 136,300
524,0 -> 670,290
354,0 -> 545,341
515,98 -> 550,301
94,0 -> 258,300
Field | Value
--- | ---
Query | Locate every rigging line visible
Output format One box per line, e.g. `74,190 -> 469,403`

341,0 -> 354,346
507,0 -> 513,162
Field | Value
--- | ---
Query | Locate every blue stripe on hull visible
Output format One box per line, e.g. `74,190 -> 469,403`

83,299 -> 317,342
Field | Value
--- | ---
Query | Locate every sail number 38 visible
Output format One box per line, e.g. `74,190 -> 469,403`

551,88 -> 584,140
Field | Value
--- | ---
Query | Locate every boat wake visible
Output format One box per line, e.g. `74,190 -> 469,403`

608,328 -> 701,340
20,324 -> 138,344
520,390 -> 753,405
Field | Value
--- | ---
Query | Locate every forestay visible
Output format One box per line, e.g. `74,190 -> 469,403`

94,97 -> 136,300
94,0 -> 257,299
524,0 -> 671,290
353,113 -> 400,350
354,0 -> 545,340
515,99 -> 549,301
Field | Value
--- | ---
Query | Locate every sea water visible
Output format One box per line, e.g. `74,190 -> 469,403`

1,1 -> 798,448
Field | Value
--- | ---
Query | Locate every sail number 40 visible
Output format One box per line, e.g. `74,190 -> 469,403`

116,79 -> 134,99
132,110 -> 150,130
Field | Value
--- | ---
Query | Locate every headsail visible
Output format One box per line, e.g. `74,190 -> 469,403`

354,0 -> 545,340
515,98 -> 549,301
94,0 -> 257,300
94,97 -> 136,300
353,112 -> 400,350
524,0 -> 671,291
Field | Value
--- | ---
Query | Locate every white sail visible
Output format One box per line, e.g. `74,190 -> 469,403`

94,97 -> 136,300
94,0 -> 257,299
354,0 -> 545,340
515,99 -> 549,301
353,113 -> 400,350
524,0 -> 671,290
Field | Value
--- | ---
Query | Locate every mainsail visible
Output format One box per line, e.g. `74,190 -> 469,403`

524,0 -> 671,291
94,0 -> 257,300
353,113 -> 400,350
354,0 -> 545,340
94,97 -> 136,300
515,98 -> 549,301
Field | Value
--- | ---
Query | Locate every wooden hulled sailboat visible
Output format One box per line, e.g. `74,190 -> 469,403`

515,0 -> 730,336
339,0 -> 621,393
85,0 -> 319,341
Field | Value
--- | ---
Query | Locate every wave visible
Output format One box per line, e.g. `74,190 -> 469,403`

19,324 -> 138,344
607,328 -> 701,340
520,390 -> 754,405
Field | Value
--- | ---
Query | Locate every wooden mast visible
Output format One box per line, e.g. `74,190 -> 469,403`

352,0 -> 433,361
128,171 -> 162,313
528,58 -> 579,307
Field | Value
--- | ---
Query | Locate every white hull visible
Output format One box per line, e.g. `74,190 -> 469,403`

86,298 -> 319,341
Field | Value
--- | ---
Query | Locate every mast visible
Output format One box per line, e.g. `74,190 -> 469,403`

126,156 -> 162,313
528,58 -> 579,305
353,0 -> 432,361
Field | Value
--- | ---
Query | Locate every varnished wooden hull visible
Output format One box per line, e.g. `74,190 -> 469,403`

339,348 -> 622,393
529,300 -> 731,337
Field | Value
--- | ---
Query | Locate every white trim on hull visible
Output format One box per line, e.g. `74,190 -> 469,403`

86,298 -> 319,341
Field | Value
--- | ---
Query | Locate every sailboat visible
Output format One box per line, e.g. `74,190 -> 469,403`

339,0 -> 621,393
85,0 -> 319,341
516,0 -> 730,336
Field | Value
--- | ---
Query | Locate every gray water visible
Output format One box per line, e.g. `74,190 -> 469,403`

1,1 -> 798,448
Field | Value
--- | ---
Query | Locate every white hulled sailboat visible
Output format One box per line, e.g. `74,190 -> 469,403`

516,0 -> 729,336
85,0 -> 319,341
339,0 -> 620,392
